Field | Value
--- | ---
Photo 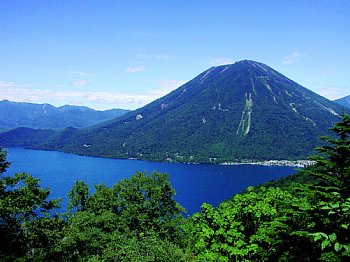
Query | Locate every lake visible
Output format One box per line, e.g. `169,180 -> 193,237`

4,147 -> 297,215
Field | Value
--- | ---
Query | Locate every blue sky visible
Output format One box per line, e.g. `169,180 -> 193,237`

0,0 -> 349,110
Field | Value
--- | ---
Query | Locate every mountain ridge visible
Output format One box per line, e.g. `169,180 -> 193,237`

1,60 -> 348,163
0,100 -> 130,130
334,95 -> 350,109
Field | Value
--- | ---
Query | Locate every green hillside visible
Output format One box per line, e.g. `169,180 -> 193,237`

0,100 -> 129,130
0,61 -> 347,162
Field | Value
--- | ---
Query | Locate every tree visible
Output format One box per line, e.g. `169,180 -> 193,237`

299,114 -> 350,260
53,172 -> 188,261
111,172 -> 185,240
305,114 -> 350,199
0,147 -> 9,174
0,147 -> 62,261
185,186 -> 315,261
67,180 -> 89,212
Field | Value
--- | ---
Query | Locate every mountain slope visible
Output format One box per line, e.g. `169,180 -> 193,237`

1,60 -> 347,162
334,95 -> 350,109
0,100 -> 129,130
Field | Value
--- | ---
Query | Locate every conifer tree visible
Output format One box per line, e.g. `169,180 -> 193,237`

305,114 -> 350,198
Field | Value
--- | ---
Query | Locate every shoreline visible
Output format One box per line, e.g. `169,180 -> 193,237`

7,146 -> 315,167
220,160 -> 316,168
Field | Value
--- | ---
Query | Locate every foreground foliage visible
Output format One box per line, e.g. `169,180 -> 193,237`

0,115 -> 349,261
0,147 -> 62,261
186,186 -> 314,261
55,172 -> 188,261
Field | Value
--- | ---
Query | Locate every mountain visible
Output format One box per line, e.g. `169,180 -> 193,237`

1,60 -> 348,162
334,95 -> 350,109
0,100 -> 130,130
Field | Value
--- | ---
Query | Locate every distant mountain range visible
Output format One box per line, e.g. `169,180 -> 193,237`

334,95 -> 350,109
0,100 -> 129,130
1,60 -> 348,163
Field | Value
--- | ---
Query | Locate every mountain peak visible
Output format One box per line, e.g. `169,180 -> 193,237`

194,60 -> 284,90
235,60 -> 277,73
1,61 -> 347,163
213,59 -> 270,68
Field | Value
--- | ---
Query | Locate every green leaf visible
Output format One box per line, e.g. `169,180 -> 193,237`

311,233 -> 324,241
329,233 -> 337,243
321,240 -> 330,250
334,242 -> 342,252
331,203 -> 340,209
341,224 -> 349,229
344,245 -> 350,251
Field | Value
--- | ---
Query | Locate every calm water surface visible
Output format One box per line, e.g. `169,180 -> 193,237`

5,147 -> 297,214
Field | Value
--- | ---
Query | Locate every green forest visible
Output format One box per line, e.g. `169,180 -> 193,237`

1,115 -> 350,261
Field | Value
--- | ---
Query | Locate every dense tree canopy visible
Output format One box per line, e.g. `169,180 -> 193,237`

0,147 -> 62,261
56,172 -> 188,261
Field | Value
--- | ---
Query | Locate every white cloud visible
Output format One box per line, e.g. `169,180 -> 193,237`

126,66 -> 146,73
0,78 -> 187,110
0,86 -> 153,108
0,81 -> 17,87
209,57 -> 234,66
71,80 -> 87,87
67,71 -> 91,76
313,85 -> 350,100
282,51 -> 301,65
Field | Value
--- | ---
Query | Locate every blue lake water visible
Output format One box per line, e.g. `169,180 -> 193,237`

4,147 -> 297,215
